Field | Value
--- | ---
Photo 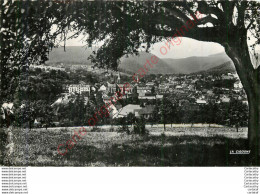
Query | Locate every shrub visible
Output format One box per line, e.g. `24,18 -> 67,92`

133,117 -> 148,135
91,127 -> 105,132
118,125 -> 130,134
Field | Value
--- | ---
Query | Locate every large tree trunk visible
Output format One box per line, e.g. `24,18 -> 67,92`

224,34 -> 260,164
248,86 -> 260,162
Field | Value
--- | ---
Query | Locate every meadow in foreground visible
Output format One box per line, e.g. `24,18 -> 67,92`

2,127 -> 255,166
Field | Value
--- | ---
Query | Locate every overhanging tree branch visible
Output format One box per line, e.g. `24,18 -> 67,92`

198,1 -> 225,22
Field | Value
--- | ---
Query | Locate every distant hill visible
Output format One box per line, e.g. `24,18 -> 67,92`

119,52 -> 176,74
119,52 -> 234,74
162,52 -> 233,74
46,46 -> 236,74
46,46 -> 94,65
195,61 -> 236,75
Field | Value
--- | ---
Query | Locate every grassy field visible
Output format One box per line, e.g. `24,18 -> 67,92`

2,127 -> 257,166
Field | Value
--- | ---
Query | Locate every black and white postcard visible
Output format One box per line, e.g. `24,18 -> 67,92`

1,0 -> 260,168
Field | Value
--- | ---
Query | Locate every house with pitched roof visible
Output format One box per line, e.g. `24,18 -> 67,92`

114,104 -> 142,118
135,105 -> 155,119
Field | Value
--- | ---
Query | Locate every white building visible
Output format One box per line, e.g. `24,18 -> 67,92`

234,81 -> 243,89
196,99 -> 207,104
98,85 -> 107,92
220,96 -> 231,103
146,82 -> 155,87
30,65 -> 65,71
68,84 -> 90,94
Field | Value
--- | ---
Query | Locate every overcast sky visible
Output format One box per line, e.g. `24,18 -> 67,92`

149,38 -> 224,58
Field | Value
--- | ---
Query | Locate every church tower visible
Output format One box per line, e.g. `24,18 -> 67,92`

117,72 -> 121,84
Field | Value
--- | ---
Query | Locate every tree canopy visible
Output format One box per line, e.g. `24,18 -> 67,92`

1,1 -> 259,69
